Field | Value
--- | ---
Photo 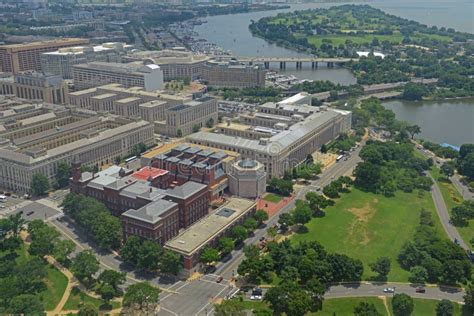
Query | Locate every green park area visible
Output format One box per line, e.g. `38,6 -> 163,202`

1,243 -> 68,311
263,193 -> 284,203
291,188 -> 444,281
430,167 -> 473,246
63,287 -> 121,311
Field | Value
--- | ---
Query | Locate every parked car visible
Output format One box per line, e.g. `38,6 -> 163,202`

383,288 -> 395,293
26,211 -> 34,216
250,288 -> 263,300
415,287 -> 426,293
216,276 -> 223,283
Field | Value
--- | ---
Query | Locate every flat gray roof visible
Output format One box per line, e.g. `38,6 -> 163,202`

165,181 -> 207,200
165,198 -> 255,256
122,199 -> 177,224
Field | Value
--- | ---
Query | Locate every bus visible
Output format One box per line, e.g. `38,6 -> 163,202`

336,155 -> 344,162
124,156 -> 137,164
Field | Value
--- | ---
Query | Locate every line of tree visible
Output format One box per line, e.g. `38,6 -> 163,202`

398,209 -> 471,285
199,210 -> 269,267
61,193 -> 122,250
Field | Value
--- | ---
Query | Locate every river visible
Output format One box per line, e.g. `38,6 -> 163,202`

194,0 -> 474,144
382,99 -> 474,146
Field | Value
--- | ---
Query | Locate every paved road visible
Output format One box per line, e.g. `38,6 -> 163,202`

427,172 -> 469,250
416,148 -> 470,250
451,175 -> 474,201
325,282 -> 465,303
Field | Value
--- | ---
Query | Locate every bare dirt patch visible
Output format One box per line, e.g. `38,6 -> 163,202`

346,199 -> 379,245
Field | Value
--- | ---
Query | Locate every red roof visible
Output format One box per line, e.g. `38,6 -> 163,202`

132,167 -> 168,181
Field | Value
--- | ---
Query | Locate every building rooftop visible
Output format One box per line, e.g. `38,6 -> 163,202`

165,197 -> 255,256
165,181 -> 207,200
0,38 -> 88,51
122,199 -> 178,224
132,166 -> 168,182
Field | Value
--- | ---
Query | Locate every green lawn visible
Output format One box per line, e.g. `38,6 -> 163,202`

1,243 -> 68,311
430,167 -> 472,247
63,287 -> 121,311
263,193 -> 283,203
291,188 -> 446,281
40,264 -> 69,311
387,297 -> 469,316
314,297 -> 388,315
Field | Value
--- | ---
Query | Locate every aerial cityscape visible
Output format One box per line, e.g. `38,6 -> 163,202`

0,0 -> 472,315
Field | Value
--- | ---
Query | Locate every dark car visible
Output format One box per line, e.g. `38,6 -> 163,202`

26,211 -> 34,216
415,287 -> 426,293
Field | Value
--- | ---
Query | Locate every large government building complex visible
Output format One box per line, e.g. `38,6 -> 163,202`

188,102 -> 352,179
0,95 -> 154,193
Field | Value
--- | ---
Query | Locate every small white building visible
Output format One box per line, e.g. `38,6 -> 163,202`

278,92 -> 311,106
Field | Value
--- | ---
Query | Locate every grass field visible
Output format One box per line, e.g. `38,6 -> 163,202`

1,243 -> 69,311
63,287 -> 121,311
430,167 -> 472,247
263,193 -> 284,203
314,297 -> 388,315
291,188 -> 446,281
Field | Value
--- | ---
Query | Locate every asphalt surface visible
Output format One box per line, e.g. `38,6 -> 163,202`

451,174 -> 474,201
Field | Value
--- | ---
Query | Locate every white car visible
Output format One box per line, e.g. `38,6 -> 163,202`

250,294 -> 263,300
383,288 -> 395,293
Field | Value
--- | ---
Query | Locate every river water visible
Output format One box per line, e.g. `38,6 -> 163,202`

194,0 -> 474,144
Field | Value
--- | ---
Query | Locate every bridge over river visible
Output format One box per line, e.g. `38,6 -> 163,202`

236,56 -> 357,69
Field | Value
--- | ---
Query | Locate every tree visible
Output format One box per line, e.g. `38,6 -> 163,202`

408,265 -> 428,284
176,129 -> 183,137
8,294 -> 44,314
98,283 -> 115,305
31,173 -> 50,196
354,302 -> 382,316
28,220 -> 60,257
464,283 -> 474,312
192,124 -> 200,133
406,125 -> 421,140
160,250 -> 182,275
218,237 -> 235,255
402,83 -> 428,101
8,213 -> 25,237
369,257 -> 391,280
206,117 -> 214,128
200,247 -> 220,266
232,225 -> 248,243
243,217 -> 258,231
136,240 -> 163,271
441,163 -> 455,178
55,160 -> 71,188
53,239 -> 75,266
321,143 -> 328,153
458,152 -> 474,180
120,236 -> 141,265
293,201 -> 312,226
254,210 -> 269,225
72,250 -> 99,286
436,299 -> 454,316
278,213 -> 294,232
98,270 -> 126,295
392,293 -> 414,316
78,303 -> 99,316
123,282 -> 160,311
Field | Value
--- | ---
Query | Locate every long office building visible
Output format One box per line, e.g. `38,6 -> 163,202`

0,38 -> 90,74
124,50 -> 265,88
72,61 -> 164,91
40,42 -> 133,79
187,103 -> 352,179
0,71 -> 68,104
0,96 -> 154,193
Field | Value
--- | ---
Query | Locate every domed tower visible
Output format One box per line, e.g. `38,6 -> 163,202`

228,159 -> 266,199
